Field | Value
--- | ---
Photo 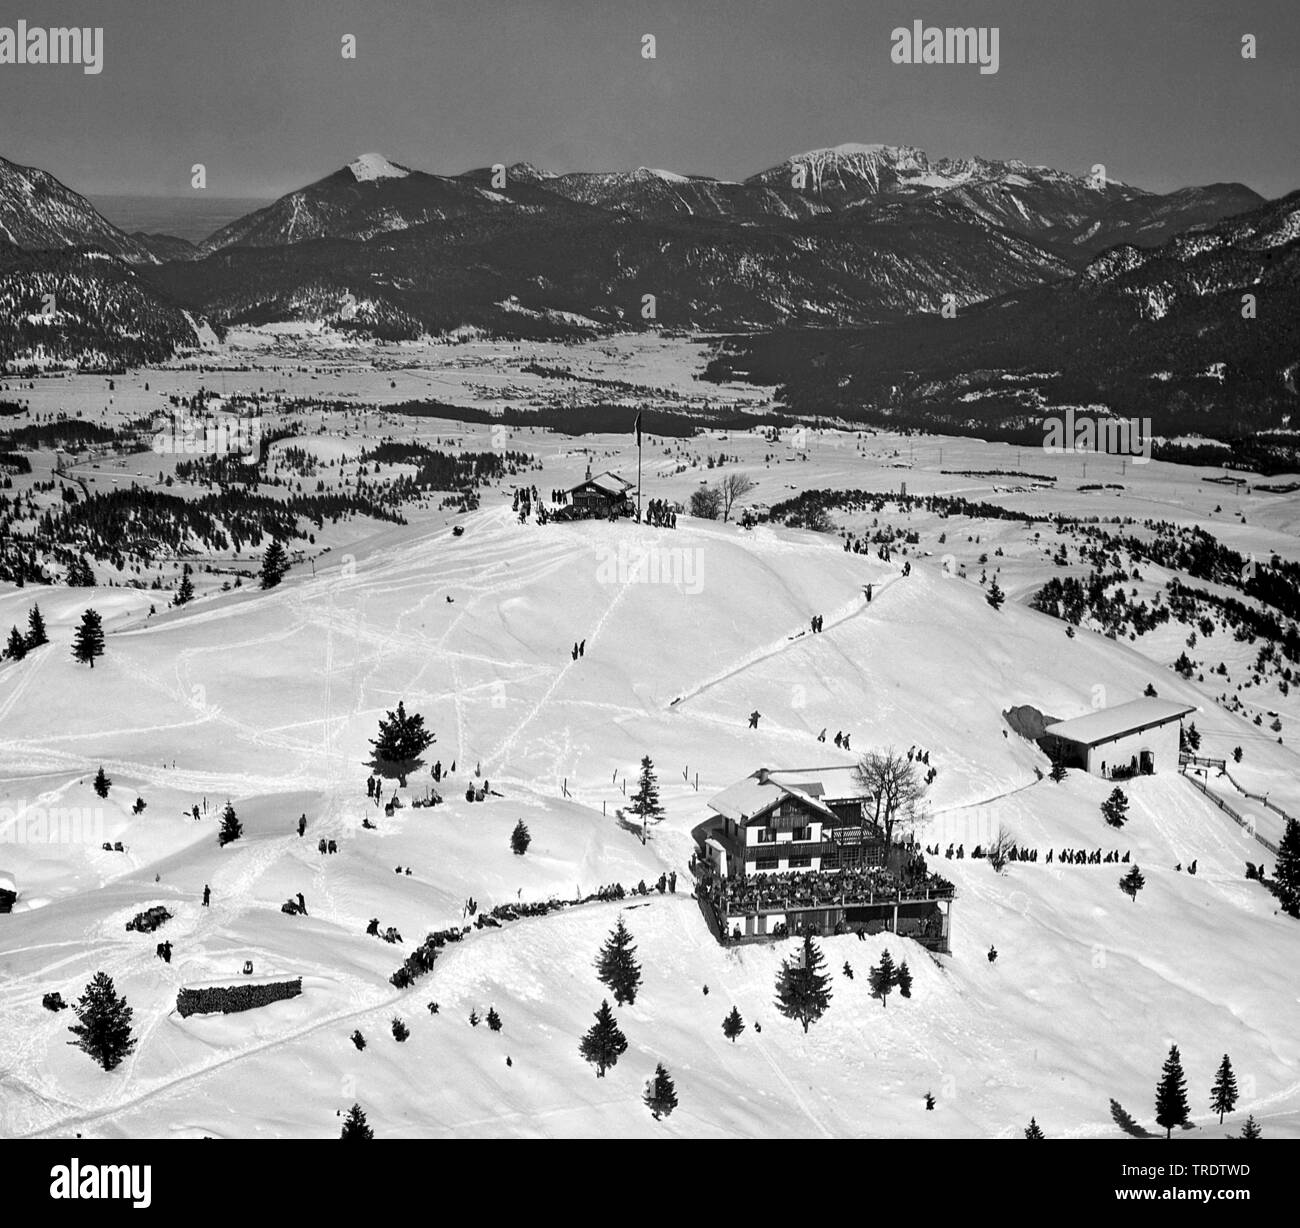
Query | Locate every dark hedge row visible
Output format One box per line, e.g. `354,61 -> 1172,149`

176,978 -> 303,1017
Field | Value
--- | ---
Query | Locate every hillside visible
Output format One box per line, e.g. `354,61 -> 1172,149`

2,500 -> 1298,1138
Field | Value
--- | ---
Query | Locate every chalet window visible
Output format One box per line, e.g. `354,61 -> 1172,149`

792,825 -> 811,842
755,856 -> 779,871
756,828 -> 776,844
787,856 -> 812,869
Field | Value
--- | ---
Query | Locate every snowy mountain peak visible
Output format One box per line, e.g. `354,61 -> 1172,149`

348,153 -> 410,182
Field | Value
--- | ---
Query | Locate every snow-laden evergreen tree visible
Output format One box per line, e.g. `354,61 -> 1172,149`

1024,1117 -> 1045,1139
71,608 -> 105,667
1275,818 -> 1300,915
1240,1114 -> 1262,1139
870,948 -> 897,1008
1049,757 -> 1068,783
510,819 -> 531,856
391,1016 -> 409,1042
1210,1054 -> 1238,1123
4,625 -> 25,661
722,1005 -> 745,1043
986,578 -> 1005,610
1120,863 -> 1146,902
93,765 -> 111,799
897,960 -> 913,998
218,800 -> 242,847
774,933 -> 832,1032
259,538 -> 290,589
1155,1044 -> 1190,1139
174,566 -> 195,606
628,754 -> 665,838
340,1103 -> 373,1139
67,971 -> 136,1070
25,603 -> 47,648
1101,787 -> 1129,828
487,1006 -> 502,1032
368,699 -> 435,787
579,999 -> 627,1077
595,915 -> 642,1006
644,1062 -> 678,1120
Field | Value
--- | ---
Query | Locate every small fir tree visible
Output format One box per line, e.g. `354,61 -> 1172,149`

1101,787 -> 1130,828
644,1062 -> 678,1120
510,819 -> 531,855
391,1017 -> 409,1042
896,961 -> 913,998
1155,1044 -> 1191,1139
1240,1115 -> 1262,1139
71,608 -> 105,667
986,579 -> 1005,610
1024,1117 -> 1045,1139
174,567 -> 195,606
26,603 -> 47,648
218,800 -> 242,847
93,765 -> 111,799
259,538 -> 290,589
1049,757 -> 1068,783
722,1005 -> 745,1043
870,948 -> 897,1008
340,1103 -> 373,1139
66,971 -> 136,1070
1210,1054 -> 1238,1124
628,754 -> 665,837
595,916 -> 642,1006
774,933 -> 832,1032
368,700 -> 435,787
486,1006 -> 502,1032
1275,818 -> 1300,914
5,625 -> 25,661
1120,864 -> 1146,902
579,999 -> 628,1077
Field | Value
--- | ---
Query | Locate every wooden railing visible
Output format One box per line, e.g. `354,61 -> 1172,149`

1180,769 -> 1279,856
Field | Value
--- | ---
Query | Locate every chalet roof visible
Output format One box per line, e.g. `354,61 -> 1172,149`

1043,698 -> 1197,748
571,471 -> 632,498
708,766 -> 869,825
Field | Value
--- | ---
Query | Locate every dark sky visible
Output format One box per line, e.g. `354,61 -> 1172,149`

3,0 -> 1297,198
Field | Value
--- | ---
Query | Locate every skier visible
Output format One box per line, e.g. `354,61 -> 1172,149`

987,944 -> 998,963
817,728 -> 827,742
297,814 -> 307,837
843,733 -> 851,751
748,710 -> 761,729
579,639 -> 586,657
202,884 -> 211,907
296,892 -> 307,915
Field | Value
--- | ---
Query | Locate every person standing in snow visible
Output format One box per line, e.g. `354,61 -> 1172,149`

748,710 -> 761,729
202,884 -> 210,907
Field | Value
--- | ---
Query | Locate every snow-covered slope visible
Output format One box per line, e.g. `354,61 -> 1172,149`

1,507 -> 1298,1138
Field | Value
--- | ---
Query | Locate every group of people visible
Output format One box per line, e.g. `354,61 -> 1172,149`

641,498 -> 676,529
816,729 -> 852,749
809,614 -> 825,633
706,862 -> 953,917
570,639 -> 586,660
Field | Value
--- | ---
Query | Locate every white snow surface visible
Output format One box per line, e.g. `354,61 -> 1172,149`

349,153 -> 410,183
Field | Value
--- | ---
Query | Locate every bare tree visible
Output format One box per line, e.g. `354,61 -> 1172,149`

719,473 -> 755,523
853,749 -> 927,849
689,485 -> 723,520
988,824 -> 1015,874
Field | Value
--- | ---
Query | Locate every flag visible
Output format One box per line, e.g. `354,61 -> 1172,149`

633,409 -> 642,447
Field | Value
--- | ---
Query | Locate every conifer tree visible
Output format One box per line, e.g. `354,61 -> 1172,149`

1155,1044 -> 1190,1139
628,754 -> 665,838
1240,1115 -> 1262,1139
1024,1117 -> 1045,1139
93,765 -> 111,799
595,916 -> 642,1006
1120,863 -> 1146,902
774,933 -> 832,1032
487,1006 -> 502,1032
1101,787 -> 1130,828
71,608 -> 105,667
1049,757 -> 1068,783
896,960 -> 913,999
368,700 -> 435,787
579,999 -> 628,1077
259,538 -> 290,589
1275,818 -> 1300,915
66,971 -> 136,1070
722,1005 -> 745,1043
174,567 -> 195,606
391,1016 -> 409,1042
870,948 -> 897,1008
510,819 -> 531,856
25,603 -> 47,648
644,1062 -> 678,1121
218,800 -> 242,847
5,625 -> 25,661
1210,1054 -> 1238,1124
340,1103 -> 373,1139
986,578 -> 1005,610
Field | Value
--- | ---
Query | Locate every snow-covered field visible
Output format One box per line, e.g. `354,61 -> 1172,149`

2,337 -> 1298,1139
